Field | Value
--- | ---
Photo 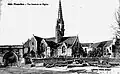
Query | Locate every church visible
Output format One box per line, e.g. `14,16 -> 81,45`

23,0 -> 84,58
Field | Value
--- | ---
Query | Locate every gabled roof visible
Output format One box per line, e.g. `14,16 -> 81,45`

34,36 -> 43,43
45,36 -> 78,48
91,40 -> 113,48
44,36 -> 74,43
32,35 -> 80,48
44,36 -> 78,47
57,36 -> 81,49
45,37 -> 56,42
61,36 -> 77,46
34,36 -> 60,49
45,41 -> 59,49
97,41 -> 107,48
91,42 -> 101,48
104,40 -> 113,47
24,39 -> 31,47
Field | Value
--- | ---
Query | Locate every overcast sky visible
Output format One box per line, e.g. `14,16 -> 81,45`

0,0 -> 119,45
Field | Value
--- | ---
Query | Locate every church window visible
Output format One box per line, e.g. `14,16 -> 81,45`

110,47 -> 111,50
62,46 -> 65,53
32,42 -> 34,45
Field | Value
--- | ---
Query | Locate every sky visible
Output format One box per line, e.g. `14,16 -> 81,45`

0,0 -> 119,45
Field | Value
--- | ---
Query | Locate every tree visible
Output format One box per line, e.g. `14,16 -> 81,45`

113,0 -> 120,38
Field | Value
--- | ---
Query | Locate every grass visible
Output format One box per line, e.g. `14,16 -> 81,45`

0,67 -> 73,74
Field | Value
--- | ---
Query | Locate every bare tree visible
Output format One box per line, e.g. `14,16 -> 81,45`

114,0 -> 120,38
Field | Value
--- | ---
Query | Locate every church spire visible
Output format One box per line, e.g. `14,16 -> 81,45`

58,0 -> 63,20
55,0 -> 65,43
57,0 -> 65,36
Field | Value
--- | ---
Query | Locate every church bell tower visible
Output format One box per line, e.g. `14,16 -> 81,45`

55,0 -> 65,43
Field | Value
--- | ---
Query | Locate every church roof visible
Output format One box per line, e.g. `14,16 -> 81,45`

33,35 -> 79,48
44,36 -> 78,45
45,37 -> 56,42
34,36 -> 43,43
45,41 -> 59,49
61,36 -> 77,47
33,36 -> 59,49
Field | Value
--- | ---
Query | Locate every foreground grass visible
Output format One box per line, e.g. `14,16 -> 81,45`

0,66 -> 98,74
0,66 -> 74,74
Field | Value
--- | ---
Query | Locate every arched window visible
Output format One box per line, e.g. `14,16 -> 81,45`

62,46 -> 65,53
32,42 -> 34,45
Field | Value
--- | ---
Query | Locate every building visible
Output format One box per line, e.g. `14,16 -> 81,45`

111,36 -> 120,58
23,0 -> 83,58
81,43 -> 93,53
86,40 -> 114,58
103,40 -> 113,58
